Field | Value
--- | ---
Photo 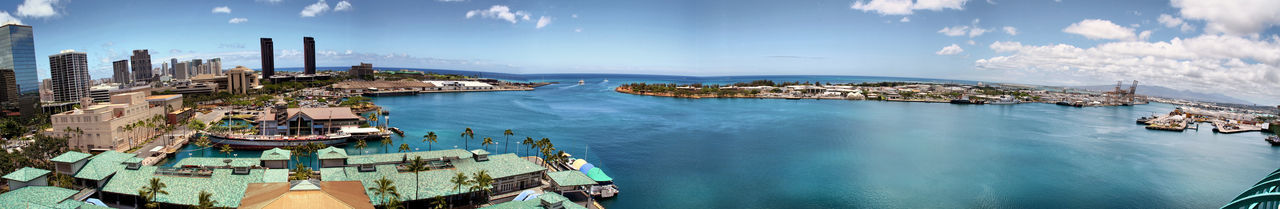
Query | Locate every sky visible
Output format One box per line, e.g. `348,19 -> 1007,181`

2,0 -> 1280,104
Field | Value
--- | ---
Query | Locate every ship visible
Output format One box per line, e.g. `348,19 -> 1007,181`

1136,115 -> 1156,124
1266,136 -> 1280,146
202,131 -> 352,150
987,95 -> 1020,105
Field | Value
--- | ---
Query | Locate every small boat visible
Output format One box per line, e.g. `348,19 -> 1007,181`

988,95 -> 1019,105
949,99 -> 974,104
388,127 -> 405,136
603,79 -> 609,82
1266,136 -> 1280,146
578,80 -> 585,85
1136,116 -> 1155,124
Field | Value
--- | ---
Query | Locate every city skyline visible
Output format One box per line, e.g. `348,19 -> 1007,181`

1,0 -> 1279,103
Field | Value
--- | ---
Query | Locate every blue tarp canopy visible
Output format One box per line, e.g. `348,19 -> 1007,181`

513,190 -> 536,201
578,163 -> 595,175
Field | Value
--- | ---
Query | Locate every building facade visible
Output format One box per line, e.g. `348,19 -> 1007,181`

226,66 -> 258,94
173,61 -> 189,80
303,37 -> 315,74
112,59 -> 130,84
49,50 -> 91,102
130,50 -> 151,83
349,62 -> 373,78
49,92 -> 172,151
0,24 -> 39,116
260,38 -> 274,79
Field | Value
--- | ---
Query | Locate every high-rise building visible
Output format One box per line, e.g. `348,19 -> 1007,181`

260,38 -> 274,79
303,37 -> 315,74
49,50 -> 90,102
170,58 -> 177,75
174,61 -> 189,80
0,24 -> 39,115
160,62 -> 168,77
0,69 -> 14,103
112,59 -> 130,84
209,58 -> 222,75
130,50 -> 152,83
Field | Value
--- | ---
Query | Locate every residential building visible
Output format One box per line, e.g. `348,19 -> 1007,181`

349,62 -> 373,78
88,83 -> 150,102
49,50 -> 91,102
112,59 -> 129,84
209,58 -> 222,75
130,49 -> 152,83
227,66 -> 258,94
303,37 -> 315,74
48,92 -> 171,151
0,24 -> 40,116
174,61 -> 189,80
260,38 -> 275,79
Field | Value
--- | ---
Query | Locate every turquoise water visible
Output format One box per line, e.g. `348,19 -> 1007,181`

173,75 -> 1280,208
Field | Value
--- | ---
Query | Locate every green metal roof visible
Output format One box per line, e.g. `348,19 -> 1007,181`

173,157 -> 261,168
262,169 -> 289,183
547,171 -> 596,187
260,148 -> 292,161
102,166 -> 266,208
318,147 -> 348,159
3,167 -> 50,182
73,151 -> 138,181
479,192 -> 588,209
0,186 -> 78,208
347,157 -> 375,165
345,149 -> 472,165
320,151 -> 546,204
49,151 -> 91,164
319,168 -> 348,181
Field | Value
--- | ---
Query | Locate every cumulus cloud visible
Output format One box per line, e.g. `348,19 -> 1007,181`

229,18 -> 248,24
212,6 -> 231,14
936,44 -> 964,55
976,35 -> 1280,104
300,0 -> 331,17
938,19 -> 988,38
536,16 -> 551,29
850,0 -> 968,16
1172,0 -> 1280,36
1063,19 -> 1136,40
0,12 -> 20,25
335,1 -> 352,11
466,5 -> 531,24
1002,26 -> 1017,35
900,17 -> 910,22
16,0 -> 59,18
1157,14 -> 1195,33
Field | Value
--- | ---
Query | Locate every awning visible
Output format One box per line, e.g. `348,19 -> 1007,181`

578,163 -> 595,175
513,190 -> 536,201
570,159 -> 588,170
586,168 -> 613,182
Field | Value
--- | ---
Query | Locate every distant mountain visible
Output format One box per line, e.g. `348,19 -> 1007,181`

1070,84 -> 1254,105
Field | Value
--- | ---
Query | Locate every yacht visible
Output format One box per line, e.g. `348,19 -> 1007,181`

578,79 -> 585,85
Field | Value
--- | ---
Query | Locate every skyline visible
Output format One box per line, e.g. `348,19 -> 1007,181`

2,0 -> 1279,104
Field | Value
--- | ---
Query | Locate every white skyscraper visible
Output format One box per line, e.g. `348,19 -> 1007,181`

49,50 -> 91,102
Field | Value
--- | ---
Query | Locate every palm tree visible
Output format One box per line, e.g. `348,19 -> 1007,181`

291,163 -> 313,180
431,196 -> 448,209
195,190 -> 218,209
381,136 -> 393,153
450,172 -> 470,197
355,140 -> 368,154
522,137 -> 534,157
140,178 -> 168,209
423,132 -> 438,151
405,156 -> 430,199
368,176 -> 400,207
399,143 -> 410,153
219,144 -> 234,157
468,170 -> 494,206
503,129 -> 513,153
460,128 -> 474,150
481,137 -> 495,152
194,136 -> 212,157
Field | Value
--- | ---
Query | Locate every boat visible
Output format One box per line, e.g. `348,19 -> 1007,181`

202,131 -> 351,150
578,80 -> 585,85
949,99 -> 974,104
563,157 -> 620,198
1136,115 -> 1156,124
987,95 -> 1020,105
603,79 -> 608,82
1267,136 -> 1280,146
388,127 -> 405,137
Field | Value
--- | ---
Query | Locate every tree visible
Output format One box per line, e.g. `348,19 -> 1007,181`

503,129 -> 514,153
291,164 -> 313,180
468,170 -> 494,206
450,172 -> 470,197
219,144 -> 234,157
399,143 -> 410,153
194,136 -> 212,157
381,136 -> 393,153
481,137 -> 495,152
431,196 -> 448,209
405,156 -> 430,199
460,128 -> 474,150
195,190 -> 218,209
522,137 -> 534,157
368,176 -> 400,207
51,172 -> 74,189
355,140 -> 368,154
423,132 -> 438,151
140,178 -> 168,209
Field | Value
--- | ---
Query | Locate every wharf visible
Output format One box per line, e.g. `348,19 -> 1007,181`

1213,121 -> 1265,134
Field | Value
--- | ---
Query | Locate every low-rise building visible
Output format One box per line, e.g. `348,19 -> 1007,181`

48,92 -> 168,151
227,66 -> 259,94
423,80 -> 495,91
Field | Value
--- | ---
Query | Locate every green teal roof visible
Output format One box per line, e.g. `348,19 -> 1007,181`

74,151 -> 138,181
102,166 -> 265,208
345,149 -> 472,165
585,168 -> 613,182
3,167 -> 50,182
125,158 -> 143,164
262,169 -> 289,183
348,157 -> 375,165
319,168 -> 348,181
0,186 -> 78,209
321,151 -> 545,204
173,157 -> 261,168
260,148 -> 292,161
50,151 -> 91,164
547,171 -> 596,187
479,192 -> 588,209
317,147 -> 348,159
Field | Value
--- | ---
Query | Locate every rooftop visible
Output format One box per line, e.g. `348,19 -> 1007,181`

103,166 -> 266,208
2,167 -> 50,182
173,157 -> 262,168
547,171 -> 596,187
322,152 -> 545,204
145,94 -> 182,101
0,186 -> 78,208
480,192 -> 587,209
317,147 -> 349,159
261,148 -> 292,161
74,151 -> 140,180
50,151 -> 91,163
290,107 -> 363,121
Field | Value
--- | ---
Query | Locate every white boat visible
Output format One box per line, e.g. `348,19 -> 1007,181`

578,80 -> 585,85
988,95 -> 1020,105
603,79 -> 608,83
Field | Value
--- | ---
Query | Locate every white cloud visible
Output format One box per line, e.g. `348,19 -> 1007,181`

976,35 -> 1280,104
1172,0 -> 1280,36
1157,14 -> 1195,33
850,0 -> 967,16
967,27 -> 988,37
466,5 -> 531,24
1002,26 -> 1017,35
0,12 -> 21,25
334,1 -> 352,11
986,0 -> 996,4
16,0 -> 60,18
572,14 -> 578,18
536,16 -> 551,29
300,0 -> 331,17
900,17 -> 910,22
1062,19 -> 1136,40
938,26 -> 969,36
229,18 -> 248,24
574,28 -> 582,32
1138,30 -> 1152,40
967,40 -> 977,45
212,6 -> 231,14
936,44 -> 964,55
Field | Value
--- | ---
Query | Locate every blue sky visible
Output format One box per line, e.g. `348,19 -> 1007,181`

3,0 -> 1280,104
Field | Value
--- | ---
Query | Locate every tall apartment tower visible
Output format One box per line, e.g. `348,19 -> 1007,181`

303,37 -> 315,74
170,58 -> 178,75
174,61 -> 189,80
260,38 -> 274,79
209,58 -> 222,75
130,49 -> 152,83
112,59 -> 130,84
49,50 -> 90,102
0,24 -> 39,115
